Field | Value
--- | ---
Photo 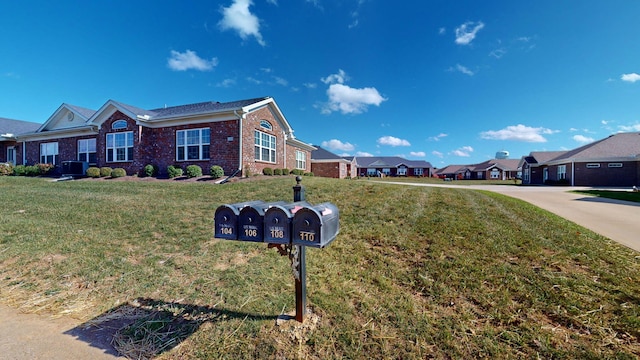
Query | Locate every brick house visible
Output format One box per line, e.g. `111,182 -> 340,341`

15,97 -> 315,177
0,117 -> 41,164
520,132 -> 640,187
435,159 -> 520,180
310,145 -> 352,178
348,156 -> 433,178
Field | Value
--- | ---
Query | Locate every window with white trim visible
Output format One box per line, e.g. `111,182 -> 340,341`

176,128 -> 210,161
382,168 -> 391,176
295,150 -> 306,170
106,132 -> 134,162
6,146 -> 16,165
608,163 -> 623,168
260,120 -> 272,131
586,163 -> 600,168
78,139 -> 96,164
254,130 -> 276,163
491,169 -> 501,179
40,142 -> 59,165
414,168 -> 424,176
367,168 -> 377,176
112,120 -> 127,130
397,166 -> 407,176
557,165 -> 567,179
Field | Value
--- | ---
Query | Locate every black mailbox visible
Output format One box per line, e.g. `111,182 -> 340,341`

214,201 -> 263,240
264,201 -> 310,244
292,202 -> 340,248
238,201 -> 286,242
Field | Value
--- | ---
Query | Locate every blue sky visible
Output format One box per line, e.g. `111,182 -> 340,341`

2,1 -> 640,167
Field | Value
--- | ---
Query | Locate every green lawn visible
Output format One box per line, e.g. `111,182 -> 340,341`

572,189 -> 640,203
1,176 -> 638,359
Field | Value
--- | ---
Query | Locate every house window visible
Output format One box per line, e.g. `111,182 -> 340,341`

260,120 -> 272,131
397,166 -> 407,176
40,142 -> 59,165
176,128 -> 210,161
367,168 -> 377,176
6,146 -> 16,165
78,139 -> 97,164
586,163 -> 600,168
523,168 -> 530,182
477,171 -> 484,179
254,130 -> 276,163
414,168 -> 423,176
106,132 -> 133,162
491,169 -> 501,179
295,150 -> 306,170
112,120 -> 128,130
608,163 -> 623,168
557,165 -> 567,179
382,168 -> 391,176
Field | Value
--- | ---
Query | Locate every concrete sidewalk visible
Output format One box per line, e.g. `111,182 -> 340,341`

0,304 -> 125,359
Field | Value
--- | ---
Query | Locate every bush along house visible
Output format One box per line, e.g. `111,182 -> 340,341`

15,97 -> 315,177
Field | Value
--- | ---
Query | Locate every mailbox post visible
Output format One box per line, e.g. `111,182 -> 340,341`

213,176 -> 339,324
292,176 -> 307,323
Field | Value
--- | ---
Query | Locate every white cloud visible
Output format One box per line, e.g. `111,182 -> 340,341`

480,124 -> 557,142
451,146 -> 474,157
323,83 -> 386,114
321,69 -> 348,84
218,0 -> 265,46
321,139 -> 355,152
455,64 -> 474,76
303,82 -> 317,89
601,120 -> 609,125
618,123 -> 640,132
216,78 -> 236,87
489,48 -> 506,59
455,21 -> 485,45
428,133 -> 448,141
167,50 -> 218,71
377,136 -> 411,147
273,76 -> 288,86
355,151 -> 373,157
438,27 -> 446,35
432,150 -> 444,158
409,151 -> 426,157
621,73 -> 640,83
573,135 -> 594,144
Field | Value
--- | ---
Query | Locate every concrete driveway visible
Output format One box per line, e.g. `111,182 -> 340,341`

378,181 -> 640,253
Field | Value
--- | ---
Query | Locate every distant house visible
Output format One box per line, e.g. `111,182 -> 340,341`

0,117 -> 41,164
347,156 -> 433,178
14,97 -> 315,177
310,145 -> 352,178
435,159 -> 521,180
520,132 -> 640,186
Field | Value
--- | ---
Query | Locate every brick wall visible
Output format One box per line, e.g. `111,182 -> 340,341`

574,161 -> 639,186
311,161 -> 345,178
242,108 -> 287,175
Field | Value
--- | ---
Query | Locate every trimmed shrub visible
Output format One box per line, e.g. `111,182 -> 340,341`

36,163 -> 54,175
263,167 -> 273,176
167,165 -> 183,178
25,165 -> 40,176
111,168 -> 127,178
291,169 -> 304,176
281,168 -> 289,176
186,165 -> 203,178
86,167 -> 101,178
273,168 -> 282,176
304,172 -> 314,176
13,165 -> 26,176
244,164 -> 252,177
0,163 -> 13,176
100,167 -> 113,177
143,164 -> 157,177
210,165 -> 224,179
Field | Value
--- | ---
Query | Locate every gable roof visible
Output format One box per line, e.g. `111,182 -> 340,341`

352,156 -> 432,169
311,145 -> 349,162
0,117 -> 41,140
524,151 -> 568,165
546,132 -> 640,164
435,164 -> 467,175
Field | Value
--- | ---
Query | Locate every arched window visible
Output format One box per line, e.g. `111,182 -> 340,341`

260,120 -> 272,131
112,120 -> 127,130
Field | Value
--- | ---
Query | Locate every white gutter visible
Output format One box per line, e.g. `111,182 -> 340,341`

22,141 -> 26,164
571,159 -> 575,186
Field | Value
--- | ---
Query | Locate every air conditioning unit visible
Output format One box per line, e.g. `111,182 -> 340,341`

61,161 -> 89,177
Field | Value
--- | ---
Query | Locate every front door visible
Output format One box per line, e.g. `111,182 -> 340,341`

6,146 -> 16,164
